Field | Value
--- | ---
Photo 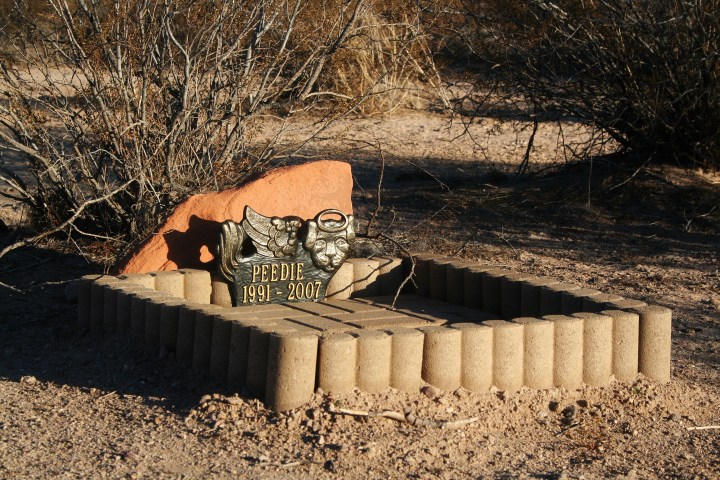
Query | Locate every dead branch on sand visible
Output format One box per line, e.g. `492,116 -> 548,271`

328,403 -> 479,430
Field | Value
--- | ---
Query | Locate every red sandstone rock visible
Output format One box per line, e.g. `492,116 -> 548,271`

119,161 -> 353,274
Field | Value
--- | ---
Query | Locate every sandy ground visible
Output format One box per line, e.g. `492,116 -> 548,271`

1,108 -> 719,479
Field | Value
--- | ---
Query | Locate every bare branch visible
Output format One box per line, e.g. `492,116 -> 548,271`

0,180 -> 134,261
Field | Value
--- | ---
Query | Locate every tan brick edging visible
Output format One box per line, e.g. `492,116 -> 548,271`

76,256 -> 672,411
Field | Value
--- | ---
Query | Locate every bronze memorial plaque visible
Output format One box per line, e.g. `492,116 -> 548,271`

217,207 -> 356,306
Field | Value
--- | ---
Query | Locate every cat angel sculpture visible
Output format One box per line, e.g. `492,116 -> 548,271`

217,207 -> 356,306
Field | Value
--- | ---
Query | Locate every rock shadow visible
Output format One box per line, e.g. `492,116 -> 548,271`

163,215 -> 221,270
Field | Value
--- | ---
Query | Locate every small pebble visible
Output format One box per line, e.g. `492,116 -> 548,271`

536,410 -> 549,424
421,385 -> 441,400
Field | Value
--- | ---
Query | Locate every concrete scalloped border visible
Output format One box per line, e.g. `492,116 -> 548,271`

76,256 -> 672,411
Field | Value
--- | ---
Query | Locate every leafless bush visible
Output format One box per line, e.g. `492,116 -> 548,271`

0,0 -> 435,267
456,0 -> 720,169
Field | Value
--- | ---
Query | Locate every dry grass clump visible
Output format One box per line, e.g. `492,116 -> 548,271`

318,3 -> 446,114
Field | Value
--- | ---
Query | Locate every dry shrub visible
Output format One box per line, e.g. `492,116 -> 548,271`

454,0 -> 720,170
0,0 -> 406,266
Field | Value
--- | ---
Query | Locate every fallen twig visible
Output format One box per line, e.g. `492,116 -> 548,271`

0,280 -> 23,294
96,391 -> 117,402
687,425 -> 720,431
555,422 -> 583,437
328,403 -> 479,430
94,378 -> 141,403
257,460 -> 325,468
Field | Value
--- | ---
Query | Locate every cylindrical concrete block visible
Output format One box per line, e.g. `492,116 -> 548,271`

102,283 -> 121,334
119,273 -> 156,289
209,315 -> 233,381
420,326 -> 462,391
176,303 -> 202,366
129,291 -> 144,339
633,305 -> 672,383
179,269 -> 212,304
573,312 -> 613,387
582,293 -> 624,312
410,254 -> 435,297
226,315 -> 279,388
318,333 -> 358,394
348,258 -> 380,297
520,277 -> 559,317
144,298 -> 163,354
227,320 -> 251,387
540,283 -> 580,316
501,273 -> 532,320
192,305 -> 225,373
400,255 -> 413,294
89,280 -> 108,336
245,322 -> 299,397
355,330 -> 391,393
601,309 -> 640,382
482,269 -> 510,315
159,300 -> 184,355
483,320 -> 524,392
265,332 -> 319,411
512,317 -> 554,389
463,265 -> 496,309
544,315 -> 584,389
245,327 -> 270,396
451,323 -> 493,392
375,257 -> 405,296
561,288 -> 601,315
128,289 -> 164,341
116,285 -> 143,333
446,262 -> 476,305
245,326 -> 276,397
387,328 -> 424,392
326,261 -> 354,299
77,275 -> 96,331
210,274 -> 233,307
154,271 -> 185,299
428,257 -> 453,301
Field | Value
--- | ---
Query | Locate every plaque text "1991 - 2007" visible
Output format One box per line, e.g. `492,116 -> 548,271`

239,262 -> 322,304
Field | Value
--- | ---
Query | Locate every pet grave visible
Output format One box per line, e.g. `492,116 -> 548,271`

75,163 -> 672,412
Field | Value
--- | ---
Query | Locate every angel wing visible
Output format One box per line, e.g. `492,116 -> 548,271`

241,206 -> 302,258
218,220 -> 246,283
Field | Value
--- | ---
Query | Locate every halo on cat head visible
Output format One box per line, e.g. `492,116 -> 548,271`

315,209 -> 349,233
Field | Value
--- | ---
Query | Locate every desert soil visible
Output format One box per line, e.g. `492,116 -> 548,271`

1,108 -> 719,479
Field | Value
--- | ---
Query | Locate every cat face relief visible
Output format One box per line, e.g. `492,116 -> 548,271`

304,211 -> 355,272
